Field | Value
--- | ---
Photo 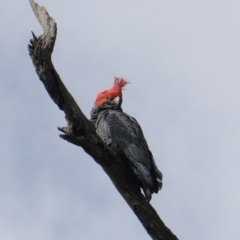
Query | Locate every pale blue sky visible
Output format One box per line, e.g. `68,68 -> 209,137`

1,0 -> 240,239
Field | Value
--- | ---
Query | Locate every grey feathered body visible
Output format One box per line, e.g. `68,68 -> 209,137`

90,102 -> 162,201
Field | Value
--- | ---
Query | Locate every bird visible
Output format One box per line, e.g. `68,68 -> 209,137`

90,77 -> 162,201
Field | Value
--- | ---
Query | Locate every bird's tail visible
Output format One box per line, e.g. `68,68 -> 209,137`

132,164 -> 155,202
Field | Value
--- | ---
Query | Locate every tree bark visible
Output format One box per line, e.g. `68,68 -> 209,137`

28,1 -> 179,239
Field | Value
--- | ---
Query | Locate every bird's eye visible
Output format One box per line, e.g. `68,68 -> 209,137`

106,96 -> 110,100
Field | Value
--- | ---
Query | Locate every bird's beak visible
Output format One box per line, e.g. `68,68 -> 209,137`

113,96 -> 120,105
113,96 -> 122,108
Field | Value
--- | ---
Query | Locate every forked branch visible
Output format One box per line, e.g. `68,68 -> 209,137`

28,1 -> 179,239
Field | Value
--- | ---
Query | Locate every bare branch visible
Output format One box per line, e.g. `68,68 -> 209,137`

28,1 -> 179,239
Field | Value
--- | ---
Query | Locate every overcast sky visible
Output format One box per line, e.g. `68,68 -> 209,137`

1,0 -> 240,239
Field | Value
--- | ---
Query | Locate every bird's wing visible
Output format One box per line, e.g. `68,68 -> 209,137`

96,109 -> 162,201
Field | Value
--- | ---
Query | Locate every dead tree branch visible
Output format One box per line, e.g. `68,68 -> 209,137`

28,1 -> 179,239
